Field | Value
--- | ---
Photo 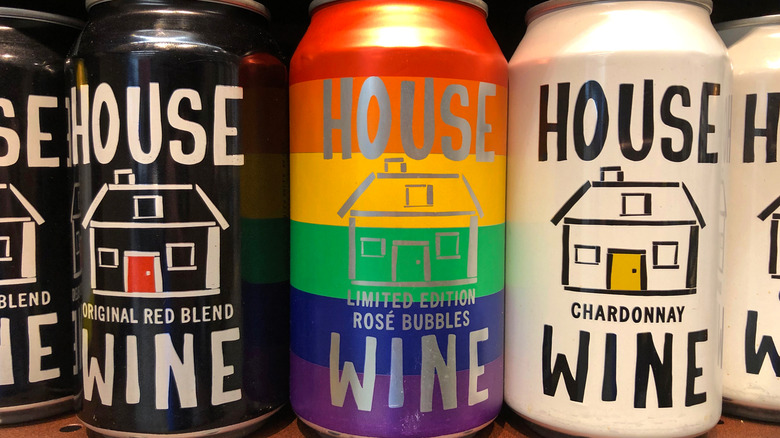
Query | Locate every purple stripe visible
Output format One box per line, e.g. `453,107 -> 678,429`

290,353 -> 502,437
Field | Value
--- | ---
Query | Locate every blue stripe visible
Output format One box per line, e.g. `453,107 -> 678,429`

290,287 -> 503,374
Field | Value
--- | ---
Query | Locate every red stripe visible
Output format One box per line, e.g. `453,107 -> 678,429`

290,0 -> 507,85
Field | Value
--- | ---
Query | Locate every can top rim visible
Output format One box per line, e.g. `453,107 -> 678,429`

526,0 -> 713,24
308,0 -> 488,16
85,0 -> 271,18
0,7 -> 84,28
715,14 -> 780,31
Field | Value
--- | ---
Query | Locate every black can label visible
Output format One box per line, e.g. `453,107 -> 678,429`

0,83 -> 78,414
69,51 -> 289,433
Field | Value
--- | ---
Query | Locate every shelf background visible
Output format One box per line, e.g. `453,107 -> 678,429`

3,405 -> 779,438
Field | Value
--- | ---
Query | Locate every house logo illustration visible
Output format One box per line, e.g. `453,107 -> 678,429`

551,166 -> 705,296
757,196 -> 780,279
82,169 -> 228,298
0,183 -> 44,286
338,158 -> 482,287
71,182 -> 82,279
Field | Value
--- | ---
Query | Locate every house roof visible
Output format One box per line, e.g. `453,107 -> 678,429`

0,184 -> 44,224
551,180 -> 706,228
759,195 -> 780,221
82,183 -> 228,229
338,171 -> 483,218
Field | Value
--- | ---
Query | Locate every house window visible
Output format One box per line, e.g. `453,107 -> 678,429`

653,242 -> 679,269
114,169 -> 135,184
133,195 -> 163,219
166,243 -> 196,271
0,236 -> 10,261
97,248 -> 119,268
72,184 -> 80,216
436,232 -> 461,260
574,245 -> 600,265
73,229 -> 81,258
621,193 -> 651,216
406,184 -> 433,207
360,238 -> 385,258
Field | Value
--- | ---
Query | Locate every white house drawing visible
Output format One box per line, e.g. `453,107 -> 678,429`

71,182 -> 81,279
551,166 -> 704,296
338,157 -> 482,287
0,183 -> 44,286
81,169 -> 228,298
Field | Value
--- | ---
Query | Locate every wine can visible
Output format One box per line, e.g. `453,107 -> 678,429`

289,0 -> 507,436
505,0 -> 730,436
719,14 -> 780,422
0,7 -> 83,425
66,0 -> 289,435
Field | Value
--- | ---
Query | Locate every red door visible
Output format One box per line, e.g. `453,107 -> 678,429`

125,252 -> 160,293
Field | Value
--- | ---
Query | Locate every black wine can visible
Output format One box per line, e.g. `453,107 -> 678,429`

67,0 -> 289,435
0,6 -> 83,425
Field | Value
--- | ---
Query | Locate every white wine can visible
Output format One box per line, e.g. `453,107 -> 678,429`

505,0 -> 730,436
719,15 -> 780,422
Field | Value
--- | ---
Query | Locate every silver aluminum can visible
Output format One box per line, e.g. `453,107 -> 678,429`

719,15 -> 780,422
506,1 -> 730,436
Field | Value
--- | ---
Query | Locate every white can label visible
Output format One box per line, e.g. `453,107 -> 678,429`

722,26 -> 780,413
506,51 -> 729,434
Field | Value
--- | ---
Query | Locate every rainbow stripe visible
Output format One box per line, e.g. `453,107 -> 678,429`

290,76 -> 505,436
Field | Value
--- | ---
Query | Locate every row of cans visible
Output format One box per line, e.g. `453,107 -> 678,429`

0,0 -> 779,437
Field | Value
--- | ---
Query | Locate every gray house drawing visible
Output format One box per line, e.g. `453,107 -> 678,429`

81,169 -> 228,298
552,166 -> 704,296
338,158 -> 483,287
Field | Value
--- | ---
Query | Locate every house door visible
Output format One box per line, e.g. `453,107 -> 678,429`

607,250 -> 646,291
392,241 -> 431,284
125,251 -> 162,293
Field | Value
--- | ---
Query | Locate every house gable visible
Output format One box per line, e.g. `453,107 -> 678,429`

551,167 -> 705,228
82,173 -> 228,230
0,184 -> 45,225
758,194 -> 780,221
338,158 -> 483,219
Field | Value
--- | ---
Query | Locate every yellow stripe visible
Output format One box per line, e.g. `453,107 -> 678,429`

240,153 -> 289,219
291,153 -> 505,227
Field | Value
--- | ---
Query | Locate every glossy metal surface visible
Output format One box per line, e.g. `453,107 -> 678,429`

719,15 -> 780,422
308,0 -> 488,14
85,0 -> 270,17
67,1 -> 288,436
289,1 -> 506,437
291,0 -> 505,85
506,0 -> 730,436
526,0 -> 714,22
0,12 -> 81,424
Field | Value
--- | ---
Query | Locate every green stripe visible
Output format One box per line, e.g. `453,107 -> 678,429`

291,221 -> 504,300
241,218 -> 290,284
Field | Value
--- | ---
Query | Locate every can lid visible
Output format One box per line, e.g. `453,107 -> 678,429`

0,6 -> 84,28
711,4 -> 780,24
2,1 -> 87,20
85,0 -> 271,19
308,0 -> 488,16
715,14 -> 780,31
526,0 -> 713,24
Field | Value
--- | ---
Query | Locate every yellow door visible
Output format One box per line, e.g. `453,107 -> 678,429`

609,252 -> 644,291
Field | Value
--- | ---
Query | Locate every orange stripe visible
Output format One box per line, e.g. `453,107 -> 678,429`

290,77 -> 507,157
